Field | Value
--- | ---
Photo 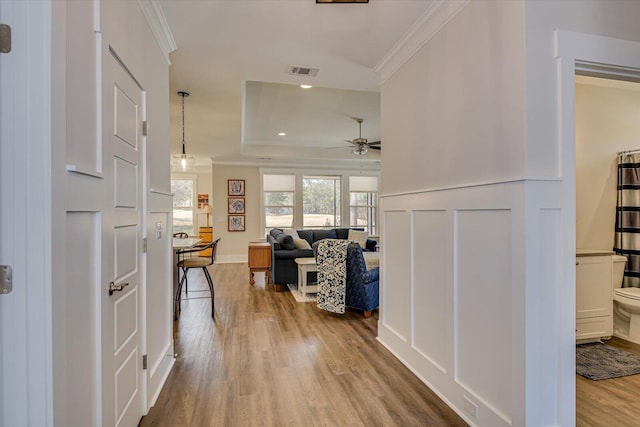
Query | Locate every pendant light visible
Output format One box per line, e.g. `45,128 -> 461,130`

172,91 -> 195,172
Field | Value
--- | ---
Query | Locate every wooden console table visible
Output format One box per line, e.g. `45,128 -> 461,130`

248,242 -> 271,285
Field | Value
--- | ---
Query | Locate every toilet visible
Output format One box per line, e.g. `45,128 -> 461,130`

612,255 -> 640,343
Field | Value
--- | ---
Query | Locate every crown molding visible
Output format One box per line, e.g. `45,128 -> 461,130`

137,0 -> 177,65
374,0 -> 470,85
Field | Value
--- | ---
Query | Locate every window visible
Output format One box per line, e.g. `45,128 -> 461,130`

303,176 -> 341,229
171,176 -> 196,236
261,170 -> 378,235
349,176 -> 378,235
263,174 -> 295,236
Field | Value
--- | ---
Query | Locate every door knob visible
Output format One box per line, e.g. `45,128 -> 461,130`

108,281 -> 129,296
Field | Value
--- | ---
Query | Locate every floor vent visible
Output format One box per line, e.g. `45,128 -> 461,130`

288,65 -> 319,77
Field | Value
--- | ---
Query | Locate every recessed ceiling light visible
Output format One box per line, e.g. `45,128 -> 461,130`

278,132 -> 286,136
300,84 -> 313,89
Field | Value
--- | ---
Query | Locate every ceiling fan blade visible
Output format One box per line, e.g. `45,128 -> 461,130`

345,139 -> 359,146
367,141 -> 381,146
370,145 -> 381,150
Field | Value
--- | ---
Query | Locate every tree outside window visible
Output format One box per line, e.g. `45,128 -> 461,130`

264,191 -> 294,234
350,192 -> 377,235
349,175 -> 378,235
171,178 -> 195,236
303,176 -> 341,229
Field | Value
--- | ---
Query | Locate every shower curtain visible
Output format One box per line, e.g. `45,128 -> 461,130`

614,153 -> 640,288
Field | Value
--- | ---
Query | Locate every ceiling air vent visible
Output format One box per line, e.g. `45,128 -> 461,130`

288,66 -> 319,77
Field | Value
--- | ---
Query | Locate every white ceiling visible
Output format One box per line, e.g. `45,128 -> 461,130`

160,0 -> 435,168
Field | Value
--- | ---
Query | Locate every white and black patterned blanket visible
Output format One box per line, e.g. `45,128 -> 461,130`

316,239 -> 350,314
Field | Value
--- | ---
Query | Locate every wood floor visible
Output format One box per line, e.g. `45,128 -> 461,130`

576,337 -> 640,426
139,263 -> 467,427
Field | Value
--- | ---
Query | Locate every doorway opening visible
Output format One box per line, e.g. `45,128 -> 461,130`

574,73 -> 640,425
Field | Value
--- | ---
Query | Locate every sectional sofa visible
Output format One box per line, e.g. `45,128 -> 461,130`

267,227 -> 377,291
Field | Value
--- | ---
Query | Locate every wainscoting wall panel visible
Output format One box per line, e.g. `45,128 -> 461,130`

65,212 -> 100,427
412,210 -> 448,373
530,207 -> 562,426
455,209 -> 512,424
145,207 -> 175,408
382,210 -> 412,342
378,181 -> 546,427
65,0 -> 100,173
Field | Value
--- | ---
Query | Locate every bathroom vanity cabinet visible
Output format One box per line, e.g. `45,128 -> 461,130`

576,254 -> 613,342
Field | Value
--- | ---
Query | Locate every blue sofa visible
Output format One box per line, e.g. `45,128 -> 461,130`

267,228 -> 377,291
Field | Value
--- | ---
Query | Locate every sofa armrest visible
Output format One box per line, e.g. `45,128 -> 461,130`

362,267 -> 379,284
266,234 -> 281,250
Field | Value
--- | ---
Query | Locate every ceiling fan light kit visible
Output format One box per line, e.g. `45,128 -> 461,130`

353,145 -> 368,156
345,117 -> 381,156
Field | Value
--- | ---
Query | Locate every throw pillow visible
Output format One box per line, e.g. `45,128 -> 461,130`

293,238 -> 311,250
283,228 -> 300,239
297,229 -> 314,247
348,229 -> 368,248
276,233 -> 295,250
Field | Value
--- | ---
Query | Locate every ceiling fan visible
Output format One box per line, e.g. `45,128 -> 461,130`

345,118 -> 380,156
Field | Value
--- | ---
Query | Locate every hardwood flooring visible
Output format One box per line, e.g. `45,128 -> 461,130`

576,337 -> 640,426
139,263 -> 467,427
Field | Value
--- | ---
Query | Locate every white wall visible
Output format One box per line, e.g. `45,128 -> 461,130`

576,78 -> 640,250
381,0 -> 525,195
377,1 -> 640,426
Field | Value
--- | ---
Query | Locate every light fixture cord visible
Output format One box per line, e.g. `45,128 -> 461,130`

181,93 -> 186,155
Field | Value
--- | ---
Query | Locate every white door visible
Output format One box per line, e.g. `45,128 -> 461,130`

102,51 -> 145,427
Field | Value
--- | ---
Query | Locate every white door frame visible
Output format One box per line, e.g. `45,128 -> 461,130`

0,1 -> 53,426
555,30 -> 640,426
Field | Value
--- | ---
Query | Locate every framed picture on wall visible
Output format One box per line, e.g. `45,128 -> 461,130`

228,215 -> 245,232
228,197 -> 245,214
228,179 -> 245,196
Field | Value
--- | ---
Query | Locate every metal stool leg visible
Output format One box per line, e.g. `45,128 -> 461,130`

174,268 -> 187,320
203,267 -> 214,318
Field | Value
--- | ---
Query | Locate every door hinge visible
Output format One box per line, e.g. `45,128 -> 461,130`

142,121 -> 148,137
142,354 -> 147,370
0,24 -> 11,54
142,237 -> 148,253
0,265 -> 12,294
